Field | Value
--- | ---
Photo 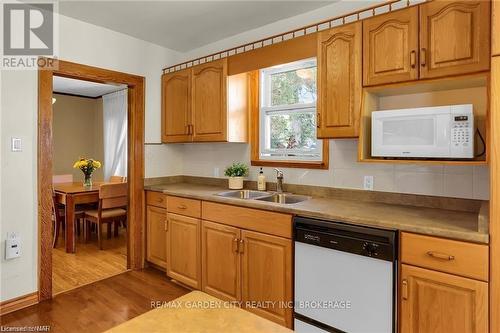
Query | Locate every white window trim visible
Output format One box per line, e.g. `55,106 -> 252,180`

259,58 -> 321,162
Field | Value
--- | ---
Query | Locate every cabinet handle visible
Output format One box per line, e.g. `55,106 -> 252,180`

164,219 -> 168,231
410,50 -> 416,68
189,124 -> 194,135
233,238 -> 239,253
185,125 -> 189,135
420,48 -> 427,67
238,239 -> 245,254
156,197 -> 163,203
177,204 -> 187,210
427,251 -> 455,261
402,279 -> 408,300
316,113 -> 321,128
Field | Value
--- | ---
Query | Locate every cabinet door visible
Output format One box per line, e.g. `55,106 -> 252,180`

317,22 -> 361,138
363,6 -> 419,86
161,69 -> 192,143
400,264 -> 488,333
146,205 -> 167,269
166,213 -> 201,289
241,230 -> 292,328
420,1 -> 490,79
201,221 -> 241,301
191,59 -> 227,142
493,0 -> 500,57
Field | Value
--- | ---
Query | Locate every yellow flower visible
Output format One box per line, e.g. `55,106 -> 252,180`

73,158 -> 101,169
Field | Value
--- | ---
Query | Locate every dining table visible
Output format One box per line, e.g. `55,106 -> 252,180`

53,181 -> 104,253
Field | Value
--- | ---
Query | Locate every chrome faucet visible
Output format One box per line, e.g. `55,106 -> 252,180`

274,168 -> 284,193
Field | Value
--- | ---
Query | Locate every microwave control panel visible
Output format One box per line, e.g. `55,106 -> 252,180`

451,115 -> 472,147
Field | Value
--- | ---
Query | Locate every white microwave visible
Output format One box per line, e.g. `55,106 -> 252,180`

371,104 -> 474,159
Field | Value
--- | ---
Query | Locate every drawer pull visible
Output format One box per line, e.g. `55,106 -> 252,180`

427,251 -> 455,261
177,204 -> 187,210
164,219 -> 168,231
402,279 -> 408,300
156,197 -> 164,203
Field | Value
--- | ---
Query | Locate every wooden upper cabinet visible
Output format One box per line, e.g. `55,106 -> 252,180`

162,59 -> 248,143
317,22 -> 361,138
363,7 -> 419,86
192,59 -> 228,142
400,264 -> 488,333
419,1 -> 490,79
493,0 -> 500,56
201,221 -> 241,302
241,230 -> 292,328
146,205 -> 167,269
166,213 -> 201,289
161,69 -> 191,143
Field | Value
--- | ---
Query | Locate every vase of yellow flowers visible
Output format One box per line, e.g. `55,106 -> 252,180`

73,158 -> 102,187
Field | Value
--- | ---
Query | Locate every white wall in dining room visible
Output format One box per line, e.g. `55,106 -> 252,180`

0,12 -> 181,302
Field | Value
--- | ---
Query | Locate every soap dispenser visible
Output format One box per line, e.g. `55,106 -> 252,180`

257,168 -> 266,191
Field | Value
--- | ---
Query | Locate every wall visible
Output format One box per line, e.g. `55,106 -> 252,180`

0,13 -> 181,301
176,0 -> 489,201
52,94 -> 104,181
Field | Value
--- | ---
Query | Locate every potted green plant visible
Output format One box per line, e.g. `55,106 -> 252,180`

224,162 -> 249,190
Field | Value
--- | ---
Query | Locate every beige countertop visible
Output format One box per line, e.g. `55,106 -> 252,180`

145,182 -> 489,244
106,291 -> 292,333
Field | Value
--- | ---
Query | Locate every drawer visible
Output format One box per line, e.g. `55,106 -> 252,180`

167,196 -> 201,218
146,191 -> 167,208
202,201 -> 292,238
401,232 -> 488,281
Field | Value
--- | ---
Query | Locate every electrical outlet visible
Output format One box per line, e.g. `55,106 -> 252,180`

363,176 -> 374,191
213,167 -> 220,178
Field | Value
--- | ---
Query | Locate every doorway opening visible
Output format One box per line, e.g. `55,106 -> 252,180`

51,76 -> 128,295
38,59 -> 145,301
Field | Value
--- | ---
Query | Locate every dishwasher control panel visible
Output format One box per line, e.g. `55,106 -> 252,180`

294,217 -> 397,262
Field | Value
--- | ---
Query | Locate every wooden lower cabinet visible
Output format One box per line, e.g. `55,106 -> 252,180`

400,264 -> 488,333
201,220 -> 241,301
241,230 -> 292,328
200,221 -> 292,328
146,205 -> 167,269
166,213 -> 201,289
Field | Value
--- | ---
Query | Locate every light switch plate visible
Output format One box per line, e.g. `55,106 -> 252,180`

11,137 -> 22,152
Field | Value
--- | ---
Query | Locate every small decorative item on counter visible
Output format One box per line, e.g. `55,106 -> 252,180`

257,167 -> 266,191
73,157 -> 102,187
224,162 -> 249,190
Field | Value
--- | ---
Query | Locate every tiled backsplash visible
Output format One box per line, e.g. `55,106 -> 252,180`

177,139 -> 490,200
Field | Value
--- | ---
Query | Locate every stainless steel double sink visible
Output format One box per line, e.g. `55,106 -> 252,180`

215,190 -> 310,204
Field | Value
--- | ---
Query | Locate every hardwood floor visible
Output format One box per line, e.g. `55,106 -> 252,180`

52,224 -> 127,295
0,268 -> 189,333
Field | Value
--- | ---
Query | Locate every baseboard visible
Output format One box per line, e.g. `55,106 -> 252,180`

0,292 -> 38,316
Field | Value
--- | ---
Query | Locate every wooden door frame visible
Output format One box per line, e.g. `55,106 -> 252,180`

38,58 -> 145,301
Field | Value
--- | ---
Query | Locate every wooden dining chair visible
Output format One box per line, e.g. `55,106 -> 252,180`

52,174 -> 73,183
52,191 -> 64,248
52,174 -> 87,242
109,175 -> 127,183
83,183 -> 127,250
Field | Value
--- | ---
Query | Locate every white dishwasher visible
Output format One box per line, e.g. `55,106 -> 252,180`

294,216 -> 397,333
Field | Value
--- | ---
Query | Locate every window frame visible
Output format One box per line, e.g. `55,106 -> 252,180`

249,59 -> 329,170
